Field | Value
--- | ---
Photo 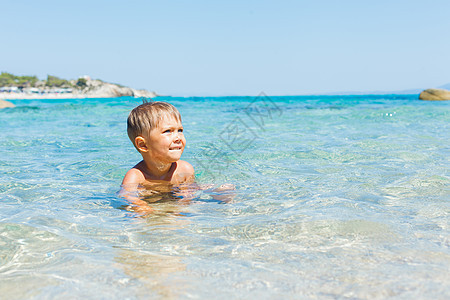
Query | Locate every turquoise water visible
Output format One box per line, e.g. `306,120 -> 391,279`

1,95 -> 449,299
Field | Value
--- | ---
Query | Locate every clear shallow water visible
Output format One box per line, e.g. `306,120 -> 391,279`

0,95 -> 449,299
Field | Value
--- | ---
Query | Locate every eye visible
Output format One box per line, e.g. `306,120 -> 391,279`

178,129 -> 183,133
163,129 -> 171,133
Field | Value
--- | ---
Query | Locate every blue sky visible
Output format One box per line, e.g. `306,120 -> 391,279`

1,0 -> 450,96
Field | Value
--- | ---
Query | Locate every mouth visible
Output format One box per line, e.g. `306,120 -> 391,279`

169,146 -> 183,151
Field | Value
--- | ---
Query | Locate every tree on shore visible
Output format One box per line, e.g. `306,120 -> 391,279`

0,72 -> 39,87
46,75 -> 72,88
76,78 -> 87,88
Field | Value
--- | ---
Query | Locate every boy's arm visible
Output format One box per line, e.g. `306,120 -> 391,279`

171,161 -> 196,201
175,161 -> 235,202
120,168 -> 154,215
122,167 -> 144,186
175,160 -> 195,183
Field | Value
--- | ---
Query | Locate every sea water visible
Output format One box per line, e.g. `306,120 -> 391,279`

0,95 -> 449,299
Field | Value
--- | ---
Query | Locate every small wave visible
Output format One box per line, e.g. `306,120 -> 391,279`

6,105 -> 40,111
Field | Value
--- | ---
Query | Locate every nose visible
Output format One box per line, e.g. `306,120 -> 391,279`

173,131 -> 182,142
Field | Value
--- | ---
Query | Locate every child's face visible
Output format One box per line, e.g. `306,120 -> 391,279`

145,115 -> 186,164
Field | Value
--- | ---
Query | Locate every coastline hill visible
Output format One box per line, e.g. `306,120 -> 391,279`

0,72 -> 157,99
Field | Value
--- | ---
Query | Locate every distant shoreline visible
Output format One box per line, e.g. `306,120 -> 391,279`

0,92 -> 145,100
1,92 -> 423,100
1,73 -> 157,100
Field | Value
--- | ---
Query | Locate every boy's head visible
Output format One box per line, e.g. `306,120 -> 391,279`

127,101 -> 182,150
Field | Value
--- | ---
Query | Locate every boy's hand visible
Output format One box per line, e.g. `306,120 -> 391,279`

210,184 -> 236,203
215,184 -> 235,192
126,204 -> 155,216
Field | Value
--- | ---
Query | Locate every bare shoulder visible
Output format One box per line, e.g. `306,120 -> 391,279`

122,165 -> 145,186
175,160 -> 195,181
177,160 -> 194,174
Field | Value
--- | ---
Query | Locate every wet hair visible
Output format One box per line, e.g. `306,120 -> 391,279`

127,101 -> 181,148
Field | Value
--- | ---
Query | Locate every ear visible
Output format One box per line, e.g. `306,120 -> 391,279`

135,136 -> 148,152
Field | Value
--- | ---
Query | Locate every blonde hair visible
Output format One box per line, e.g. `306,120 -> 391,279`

127,101 -> 181,148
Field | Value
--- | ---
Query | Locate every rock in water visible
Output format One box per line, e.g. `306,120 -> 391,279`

0,99 -> 15,108
419,88 -> 450,101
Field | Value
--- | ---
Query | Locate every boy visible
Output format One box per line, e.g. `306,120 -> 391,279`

121,101 -> 234,214
122,101 -> 195,192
